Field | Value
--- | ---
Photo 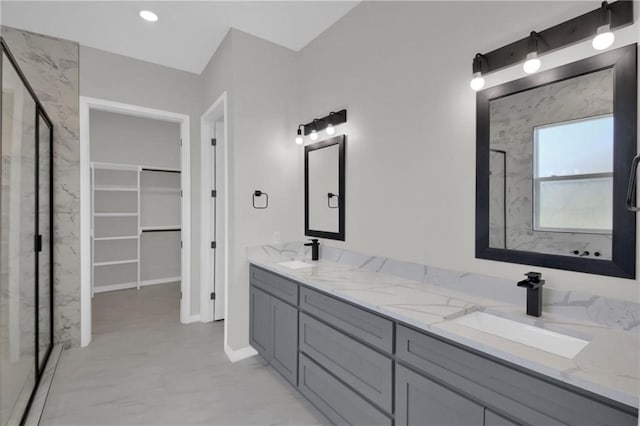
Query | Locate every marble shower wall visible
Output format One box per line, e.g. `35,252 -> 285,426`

2,27 -> 80,347
489,69 -> 613,258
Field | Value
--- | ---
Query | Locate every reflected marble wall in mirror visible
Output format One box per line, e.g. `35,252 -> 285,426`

305,135 -> 345,241
476,44 -> 637,278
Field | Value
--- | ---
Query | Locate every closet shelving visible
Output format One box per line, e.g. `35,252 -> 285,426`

91,162 -> 181,294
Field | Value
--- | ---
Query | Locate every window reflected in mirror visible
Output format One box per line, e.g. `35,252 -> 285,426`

488,68 -> 613,259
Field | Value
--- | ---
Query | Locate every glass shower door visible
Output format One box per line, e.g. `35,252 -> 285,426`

0,51 -> 38,425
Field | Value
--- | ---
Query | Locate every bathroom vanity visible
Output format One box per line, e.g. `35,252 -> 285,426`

248,256 -> 638,426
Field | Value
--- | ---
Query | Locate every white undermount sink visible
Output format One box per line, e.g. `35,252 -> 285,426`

277,260 -> 314,270
451,311 -> 588,359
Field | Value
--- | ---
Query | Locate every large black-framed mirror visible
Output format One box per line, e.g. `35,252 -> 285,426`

305,135 -> 346,241
476,44 -> 637,279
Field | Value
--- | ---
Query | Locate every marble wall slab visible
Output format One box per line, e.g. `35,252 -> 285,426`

248,242 -> 639,333
2,27 -> 80,347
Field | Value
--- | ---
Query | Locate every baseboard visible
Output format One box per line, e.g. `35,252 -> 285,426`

140,277 -> 181,287
224,344 -> 258,363
182,315 -> 201,324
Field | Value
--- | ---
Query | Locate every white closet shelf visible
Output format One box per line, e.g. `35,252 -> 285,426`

140,187 -> 180,193
94,186 -> 138,192
94,212 -> 138,217
141,226 -> 181,232
94,259 -> 139,267
94,235 -> 138,241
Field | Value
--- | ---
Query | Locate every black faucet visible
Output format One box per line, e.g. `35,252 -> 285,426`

304,239 -> 320,261
517,272 -> 545,317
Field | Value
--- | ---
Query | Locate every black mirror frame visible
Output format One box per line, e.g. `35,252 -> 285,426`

476,44 -> 637,279
305,135 -> 346,241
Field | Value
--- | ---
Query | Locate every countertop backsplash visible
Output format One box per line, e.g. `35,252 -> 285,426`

247,242 -> 639,333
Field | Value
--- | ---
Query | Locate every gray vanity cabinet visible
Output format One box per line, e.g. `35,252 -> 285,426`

270,297 -> 298,385
249,268 -> 299,386
249,286 -> 272,357
484,410 -> 519,426
249,265 -> 638,426
395,364 -> 484,426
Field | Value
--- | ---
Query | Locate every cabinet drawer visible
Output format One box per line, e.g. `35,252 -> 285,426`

397,325 -> 636,426
299,313 -> 393,413
299,287 -> 393,353
250,265 -> 298,305
396,364 -> 484,426
298,353 -> 391,426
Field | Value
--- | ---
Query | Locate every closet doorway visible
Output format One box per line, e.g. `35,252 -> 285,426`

79,97 -> 191,347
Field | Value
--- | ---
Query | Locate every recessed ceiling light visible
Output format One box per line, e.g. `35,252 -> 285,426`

139,10 -> 158,22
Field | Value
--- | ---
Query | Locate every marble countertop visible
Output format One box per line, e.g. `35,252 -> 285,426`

248,250 -> 639,409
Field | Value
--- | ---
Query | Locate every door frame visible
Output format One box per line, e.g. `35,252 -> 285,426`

79,96 -> 191,347
200,92 -> 228,323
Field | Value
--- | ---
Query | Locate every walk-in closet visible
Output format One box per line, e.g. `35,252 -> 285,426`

89,110 -> 181,298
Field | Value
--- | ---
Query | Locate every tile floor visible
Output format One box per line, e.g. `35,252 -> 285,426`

40,282 -> 326,425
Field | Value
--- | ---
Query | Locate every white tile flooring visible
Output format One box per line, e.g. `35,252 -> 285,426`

40,283 -> 327,425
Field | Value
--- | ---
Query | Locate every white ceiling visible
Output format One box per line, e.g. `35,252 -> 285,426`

0,1 -> 359,74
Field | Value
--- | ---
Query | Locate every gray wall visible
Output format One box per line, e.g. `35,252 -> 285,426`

199,29 -> 299,350
295,1 -> 639,303
90,110 -> 180,169
80,46 -> 202,316
2,26 -> 81,348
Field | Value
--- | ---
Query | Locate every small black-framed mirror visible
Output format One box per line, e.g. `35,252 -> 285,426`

476,44 -> 637,279
305,135 -> 346,241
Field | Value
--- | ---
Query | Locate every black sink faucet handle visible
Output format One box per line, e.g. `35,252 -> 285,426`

304,239 -> 320,261
525,271 -> 543,283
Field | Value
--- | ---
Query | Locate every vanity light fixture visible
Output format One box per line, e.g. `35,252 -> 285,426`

470,54 -> 486,91
139,10 -> 158,22
326,123 -> 335,135
468,1 -> 633,90
593,1 -> 615,50
295,126 -> 304,145
523,32 -> 541,74
297,110 -> 347,144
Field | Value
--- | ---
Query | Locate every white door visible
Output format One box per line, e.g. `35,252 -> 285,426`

211,120 -> 225,320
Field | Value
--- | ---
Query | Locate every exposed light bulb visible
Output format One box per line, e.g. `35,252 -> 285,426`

523,52 -> 541,74
470,72 -> 485,91
592,25 -> 615,50
139,10 -> 158,22
309,129 -> 318,141
295,128 -> 303,145
325,123 -> 335,135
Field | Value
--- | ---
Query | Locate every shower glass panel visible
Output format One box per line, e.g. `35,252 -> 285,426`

38,113 -> 52,369
0,39 -> 54,425
0,50 -> 37,426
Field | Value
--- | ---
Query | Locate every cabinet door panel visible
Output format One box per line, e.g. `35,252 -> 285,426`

485,409 -> 519,426
299,313 -> 392,413
299,287 -> 393,353
250,265 -> 298,305
249,285 -> 271,358
396,364 -> 484,426
298,353 -> 391,426
271,297 -> 298,385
